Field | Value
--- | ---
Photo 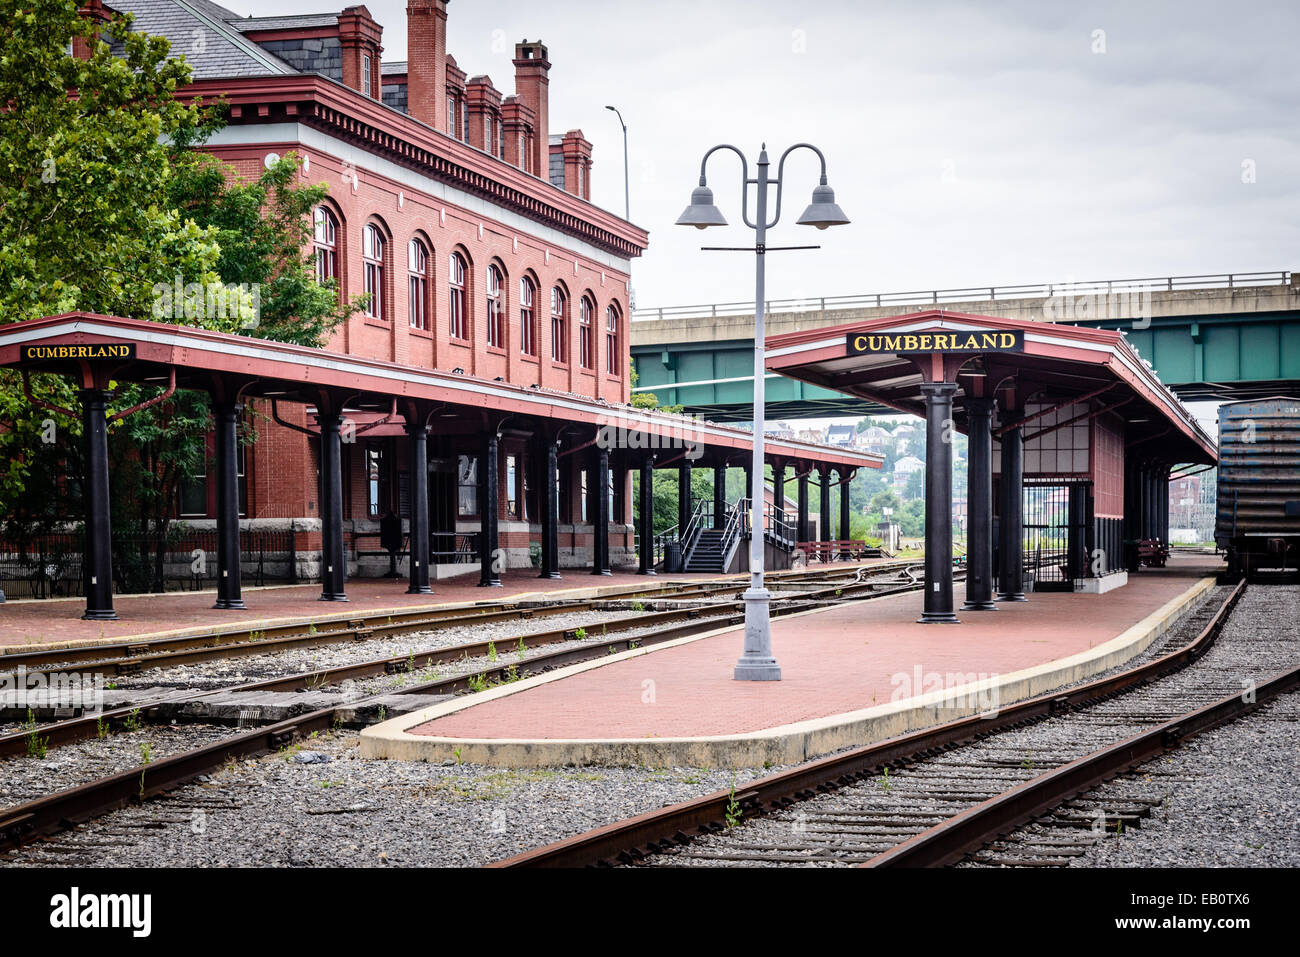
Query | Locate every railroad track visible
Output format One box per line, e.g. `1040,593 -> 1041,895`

0,560 -> 944,852
0,561 -> 922,680
492,578 -> 1295,868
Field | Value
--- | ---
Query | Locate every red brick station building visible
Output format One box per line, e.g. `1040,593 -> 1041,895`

1,0 -> 879,620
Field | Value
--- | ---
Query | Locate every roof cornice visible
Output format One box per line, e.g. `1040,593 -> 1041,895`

182,75 -> 649,260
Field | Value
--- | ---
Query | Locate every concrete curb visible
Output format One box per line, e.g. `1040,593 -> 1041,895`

359,576 -> 1217,769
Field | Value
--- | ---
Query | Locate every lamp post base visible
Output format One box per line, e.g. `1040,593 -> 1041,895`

917,611 -> 962,624
734,585 -> 781,681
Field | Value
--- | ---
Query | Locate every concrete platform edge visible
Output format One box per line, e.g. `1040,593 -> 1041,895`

359,576 -> 1216,768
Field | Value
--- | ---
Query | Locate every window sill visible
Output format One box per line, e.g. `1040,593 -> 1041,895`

408,327 -> 435,340
486,346 -> 507,357
448,338 -> 471,349
521,354 -> 540,364
550,360 -> 570,370
363,317 -> 390,330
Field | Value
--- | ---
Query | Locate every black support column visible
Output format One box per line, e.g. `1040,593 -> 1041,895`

405,422 -> 432,594
479,430 -> 501,586
962,398 -> 997,611
592,447 -> 611,575
638,457 -> 656,575
213,402 -> 246,609
839,468 -> 853,542
80,389 -> 117,621
819,467 -> 832,546
539,436 -> 560,579
919,381 -> 960,623
318,412 -> 348,601
713,463 -> 726,528
797,471 -> 810,543
677,464 -> 691,534
772,461 -> 787,535
997,404 -> 1027,601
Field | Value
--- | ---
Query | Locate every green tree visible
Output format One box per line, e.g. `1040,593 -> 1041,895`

0,2 -> 356,591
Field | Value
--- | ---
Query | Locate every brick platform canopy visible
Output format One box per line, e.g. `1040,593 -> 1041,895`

407,555 -> 1222,743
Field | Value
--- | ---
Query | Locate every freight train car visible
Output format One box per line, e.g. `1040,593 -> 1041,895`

1215,397 -> 1300,579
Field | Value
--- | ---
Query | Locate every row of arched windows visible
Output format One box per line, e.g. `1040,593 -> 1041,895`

313,206 -> 621,373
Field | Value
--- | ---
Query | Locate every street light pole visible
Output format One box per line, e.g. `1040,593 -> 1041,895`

676,143 -> 849,681
604,105 -> 630,221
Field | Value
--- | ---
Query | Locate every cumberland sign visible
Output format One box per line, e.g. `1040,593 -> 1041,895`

847,329 -> 1024,355
21,343 -> 136,361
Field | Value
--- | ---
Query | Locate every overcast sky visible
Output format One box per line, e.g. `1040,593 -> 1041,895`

219,0 -> 1300,316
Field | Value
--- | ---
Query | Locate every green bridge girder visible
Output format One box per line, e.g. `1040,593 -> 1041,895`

630,310 -> 1300,421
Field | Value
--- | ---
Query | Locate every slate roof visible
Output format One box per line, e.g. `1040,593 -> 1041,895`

229,13 -> 342,32
109,0 -> 298,77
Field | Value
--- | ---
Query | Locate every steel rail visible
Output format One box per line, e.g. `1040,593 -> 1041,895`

490,578 -> 1245,867
864,658 -> 1299,867
0,568 -> 929,851
0,578 -> 751,672
0,600 -> 748,758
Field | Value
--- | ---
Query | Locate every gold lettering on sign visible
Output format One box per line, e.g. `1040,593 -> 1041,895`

845,328 -> 1023,355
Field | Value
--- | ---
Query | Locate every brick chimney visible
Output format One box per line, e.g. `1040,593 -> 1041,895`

561,129 -> 592,200
72,0 -> 111,60
406,0 -> 449,129
512,40 -> 550,177
502,96 -> 535,173
466,76 -> 502,155
338,6 -> 383,99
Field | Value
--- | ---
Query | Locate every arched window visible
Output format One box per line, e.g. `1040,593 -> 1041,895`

579,296 -> 595,370
408,238 -> 430,332
486,264 -> 505,349
519,276 -> 537,357
362,223 -> 386,320
605,303 -> 621,375
313,207 -> 338,284
550,287 -> 567,363
448,252 -> 467,340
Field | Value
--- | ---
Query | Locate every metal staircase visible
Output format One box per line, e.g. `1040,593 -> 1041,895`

684,500 -> 744,573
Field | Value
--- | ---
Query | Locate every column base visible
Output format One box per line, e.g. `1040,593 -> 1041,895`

318,593 -> 350,602
213,599 -> 247,610
996,593 -> 1028,602
637,568 -> 657,576
406,585 -> 433,595
734,658 -> 782,681
961,600 -> 998,611
538,571 -> 562,580
592,569 -> 613,577
478,579 -> 502,588
917,611 -> 961,624
82,608 -> 118,621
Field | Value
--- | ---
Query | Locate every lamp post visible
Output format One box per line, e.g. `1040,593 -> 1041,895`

604,105 -> 630,221
676,143 -> 849,681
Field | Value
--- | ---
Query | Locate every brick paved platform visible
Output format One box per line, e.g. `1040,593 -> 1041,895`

362,555 -> 1224,768
0,560 -> 882,650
